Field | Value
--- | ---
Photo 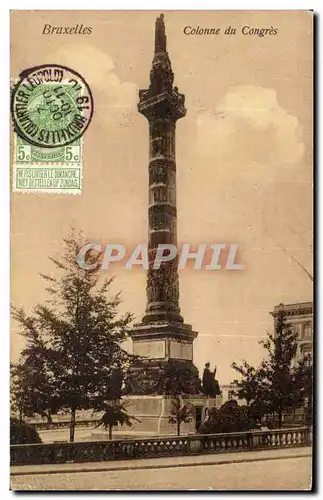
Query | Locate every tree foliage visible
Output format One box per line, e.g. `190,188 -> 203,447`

293,354 -> 313,425
10,362 -> 35,423
231,311 -> 312,427
198,400 -> 258,434
10,333 -> 60,424
94,402 -> 140,440
169,397 -> 194,436
11,232 -> 135,441
10,418 -> 42,445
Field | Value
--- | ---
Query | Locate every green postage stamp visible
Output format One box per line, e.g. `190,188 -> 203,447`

11,64 -> 94,194
13,135 -> 83,194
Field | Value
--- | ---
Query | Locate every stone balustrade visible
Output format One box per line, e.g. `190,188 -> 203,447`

11,427 -> 311,466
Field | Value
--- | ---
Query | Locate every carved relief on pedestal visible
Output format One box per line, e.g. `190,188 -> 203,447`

124,359 -> 202,396
124,365 -> 164,395
133,340 -> 166,359
170,340 -> 193,360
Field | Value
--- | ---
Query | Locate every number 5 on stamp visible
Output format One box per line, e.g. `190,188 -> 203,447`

65,146 -> 80,162
14,134 -> 82,165
16,144 -> 31,162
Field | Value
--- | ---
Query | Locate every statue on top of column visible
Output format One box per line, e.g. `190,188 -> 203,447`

155,14 -> 167,53
139,14 -> 185,118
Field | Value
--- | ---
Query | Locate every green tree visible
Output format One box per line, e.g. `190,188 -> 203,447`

168,397 -> 194,436
10,362 -> 35,424
10,329 -> 60,425
232,311 -> 311,428
94,401 -> 140,440
10,417 -> 42,445
12,233 -> 135,442
198,401 -> 258,434
294,354 -> 313,425
161,360 -> 196,436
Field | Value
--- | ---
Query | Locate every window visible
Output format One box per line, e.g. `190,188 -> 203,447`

303,323 -> 312,339
292,323 -> 301,336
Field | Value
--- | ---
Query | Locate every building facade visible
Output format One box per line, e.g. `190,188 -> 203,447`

270,302 -> 313,360
220,383 -> 246,406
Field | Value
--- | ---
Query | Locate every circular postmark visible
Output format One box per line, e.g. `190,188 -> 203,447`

11,64 -> 94,148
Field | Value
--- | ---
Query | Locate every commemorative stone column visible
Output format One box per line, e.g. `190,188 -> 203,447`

124,15 -> 206,434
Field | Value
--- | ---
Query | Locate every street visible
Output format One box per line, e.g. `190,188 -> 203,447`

11,449 -> 312,491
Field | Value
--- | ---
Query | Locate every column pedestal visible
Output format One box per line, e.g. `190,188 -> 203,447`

122,394 -> 209,435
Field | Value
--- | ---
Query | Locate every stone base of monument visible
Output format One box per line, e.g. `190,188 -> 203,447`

120,394 -> 221,435
207,395 -> 223,409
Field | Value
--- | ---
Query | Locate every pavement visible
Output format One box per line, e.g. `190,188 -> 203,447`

11,447 -> 312,490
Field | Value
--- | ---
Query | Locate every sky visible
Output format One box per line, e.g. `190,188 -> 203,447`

10,10 -> 313,384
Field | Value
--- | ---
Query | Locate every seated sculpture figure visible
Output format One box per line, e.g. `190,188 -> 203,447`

202,362 -> 221,397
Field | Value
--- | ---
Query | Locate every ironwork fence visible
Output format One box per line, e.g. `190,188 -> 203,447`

11,426 -> 311,466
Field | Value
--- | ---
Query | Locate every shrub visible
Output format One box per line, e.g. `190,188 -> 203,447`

198,400 -> 258,434
10,418 -> 42,445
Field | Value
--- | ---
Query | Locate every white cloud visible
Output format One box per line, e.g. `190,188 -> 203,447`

196,86 -> 305,179
52,44 -> 137,123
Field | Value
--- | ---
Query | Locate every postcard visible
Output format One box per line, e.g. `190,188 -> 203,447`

10,10 -> 313,491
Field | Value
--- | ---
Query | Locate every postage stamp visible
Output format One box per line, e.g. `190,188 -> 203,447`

11,64 -> 93,194
14,135 -> 82,164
